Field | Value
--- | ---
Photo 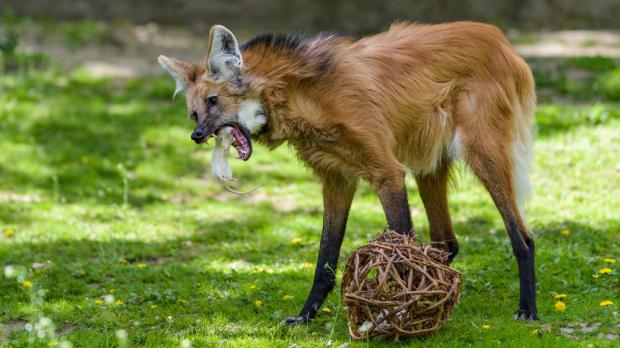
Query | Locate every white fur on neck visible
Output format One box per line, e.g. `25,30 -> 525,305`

237,99 -> 266,134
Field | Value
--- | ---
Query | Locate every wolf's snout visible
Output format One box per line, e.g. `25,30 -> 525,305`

191,127 -> 206,143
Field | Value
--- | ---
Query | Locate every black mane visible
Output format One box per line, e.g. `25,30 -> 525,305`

241,32 -> 310,52
241,31 -> 350,52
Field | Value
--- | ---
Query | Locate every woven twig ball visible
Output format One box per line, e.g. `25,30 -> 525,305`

341,231 -> 462,339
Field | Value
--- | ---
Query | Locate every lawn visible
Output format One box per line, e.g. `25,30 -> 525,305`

1,34 -> 620,347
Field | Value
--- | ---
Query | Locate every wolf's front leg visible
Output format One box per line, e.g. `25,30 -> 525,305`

374,172 -> 414,235
283,174 -> 357,326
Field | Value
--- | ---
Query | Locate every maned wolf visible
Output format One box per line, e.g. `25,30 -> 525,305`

158,21 -> 537,325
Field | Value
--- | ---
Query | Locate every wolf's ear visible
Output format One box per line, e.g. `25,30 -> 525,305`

158,55 -> 197,97
205,25 -> 243,81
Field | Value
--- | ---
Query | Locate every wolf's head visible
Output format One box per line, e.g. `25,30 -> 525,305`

158,25 -> 266,161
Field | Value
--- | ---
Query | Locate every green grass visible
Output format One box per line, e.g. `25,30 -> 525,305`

1,61 -> 619,347
531,56 -> 620,102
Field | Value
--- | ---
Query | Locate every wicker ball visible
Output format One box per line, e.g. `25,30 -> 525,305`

341,231 -> 462,339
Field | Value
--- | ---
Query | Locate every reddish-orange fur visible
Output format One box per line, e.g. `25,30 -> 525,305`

160,21 -> 538,322
241,21 -> 535,233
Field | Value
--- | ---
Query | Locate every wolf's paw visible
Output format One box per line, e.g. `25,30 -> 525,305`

513,308 -> 538,321
281,316 -> 308,327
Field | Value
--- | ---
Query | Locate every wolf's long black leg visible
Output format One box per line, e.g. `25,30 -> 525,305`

465,150 -> 538,320
283,174 -> 357,326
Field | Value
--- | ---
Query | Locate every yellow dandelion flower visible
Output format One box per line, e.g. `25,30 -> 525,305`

115,299 -> 124,305
303,262 -> 313,269
95,299 -> 104,305
599,268 -> 612,275
250,284 -> 257,289
481,324 -> 490,329
291,238 -> 302,245
22,280 -> 32,289
560,229 -> 570,236
555,301 -> 566,312
150,304 -> 158,309
554,294 -> 567,301
282,295 -> 291,301
604,258 -> 617,264
322,307 -> 332,313
254,300 -> 263,308
600,300 -> 613,307
3,228 -> 15,237
136,263 -> 147,269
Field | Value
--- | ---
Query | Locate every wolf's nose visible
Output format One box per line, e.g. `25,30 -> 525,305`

191,127 -> 206,143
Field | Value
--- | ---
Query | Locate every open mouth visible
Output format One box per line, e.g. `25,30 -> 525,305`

214,123 -> 252,161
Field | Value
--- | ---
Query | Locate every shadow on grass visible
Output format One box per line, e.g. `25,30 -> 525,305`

2,216 -> 618,345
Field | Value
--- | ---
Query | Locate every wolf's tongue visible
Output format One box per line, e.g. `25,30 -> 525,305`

230,126 -> 250,160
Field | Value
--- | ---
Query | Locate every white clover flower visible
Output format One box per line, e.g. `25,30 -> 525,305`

4,265 -> 15,278
115,329 -> 128,348
180,339 -> 192,348
34,317 -> 55,339
115,329 -> 128,339
59,341 -> 73,348
104,294 -> 115,304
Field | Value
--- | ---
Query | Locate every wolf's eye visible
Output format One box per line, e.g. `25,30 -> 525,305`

207,96 -> 218,108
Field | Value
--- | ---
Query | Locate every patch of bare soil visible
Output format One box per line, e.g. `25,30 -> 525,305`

1,319 -> 27,341
511,30 -> 620,58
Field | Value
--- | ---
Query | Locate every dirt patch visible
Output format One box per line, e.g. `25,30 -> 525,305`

57,324 -> 76,336
512,30 -> 620,58
1,319 -> 27,341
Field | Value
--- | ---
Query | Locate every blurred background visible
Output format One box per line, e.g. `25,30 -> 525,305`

5,0 -> 620,31
2,0 -> 620,78
1,1 -> 619,346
